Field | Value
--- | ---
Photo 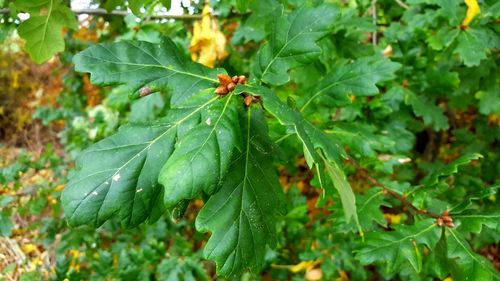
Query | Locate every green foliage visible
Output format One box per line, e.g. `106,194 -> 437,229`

357,219 -> 441,273
14,0 -> 77,63
252,4 -> 339,85
2,0 -> 499,280
72,38 -> 221,104
196,108 -> 285,276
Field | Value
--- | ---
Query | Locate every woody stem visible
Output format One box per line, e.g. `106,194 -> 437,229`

348,157 -> 440,219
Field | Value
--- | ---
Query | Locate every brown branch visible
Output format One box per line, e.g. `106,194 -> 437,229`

348,157 -> 441,219
0,8 -> 202,20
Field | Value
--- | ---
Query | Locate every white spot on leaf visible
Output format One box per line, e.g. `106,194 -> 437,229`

113,174 -> 121,182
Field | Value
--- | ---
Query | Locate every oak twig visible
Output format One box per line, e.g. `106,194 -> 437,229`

0,8 -> 202,20
348,158 -> 441,219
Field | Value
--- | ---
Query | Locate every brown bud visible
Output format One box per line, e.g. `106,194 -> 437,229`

227,82 -> 236,92
238,75 -> 246,84
244,95 -> 253,107
436,217 -> 444,226
445,221 -> 455,228
217,74 -> 232,87
232,76 -> 239,83
214,86 -> 228,95
442,210 -> 449,216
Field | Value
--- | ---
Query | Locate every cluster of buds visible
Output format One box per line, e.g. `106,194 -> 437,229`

436,210 -> 455,228
215,74 -> 246,96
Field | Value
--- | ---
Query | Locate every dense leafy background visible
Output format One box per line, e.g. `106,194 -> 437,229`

0,0 -> 499,280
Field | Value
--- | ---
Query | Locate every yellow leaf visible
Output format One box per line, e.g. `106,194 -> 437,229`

384,213 -> 403,225
462,0 -> 480,26
22,243 -> 38,254
272,260 -> 320,273
54,184 -> 65,192
336,270 -> 349,281
189,3 -> 228,67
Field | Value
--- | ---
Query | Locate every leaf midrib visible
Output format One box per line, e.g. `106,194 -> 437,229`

260,11 -> 324,80
78,53 -> 218,84
447,228 -> 487,267
36,0 -> 54,60
362,223 -> 437,254
300,65 -> 382,111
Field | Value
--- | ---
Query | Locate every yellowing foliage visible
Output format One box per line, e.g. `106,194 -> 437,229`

384,213 -> 404,225
272,259 -> 321,273
189,3 -> 228,67
462,0 -> 480,26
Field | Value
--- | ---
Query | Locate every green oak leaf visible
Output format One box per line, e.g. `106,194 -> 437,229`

300,56 -> 400,111
195,108 -> 285,276
446,228 -> 499,281
450,184 -> 500,213
72,37 -> 220,105
252,4 -> 339,85
427,28 -> 459,51
427,230 -> 449,279
404,90 -> 450,131
454,210 -> 500,233
157,256 -> 209,281
235,84 -> 318,166
129,94 -> 165,123
159,93 -> 242,208
422,153 -> 482,186
454,29 -> 489,67
356,219 -> 441,273
235,84 -> 358,227
232,0 -> 280,44
330,187 -> 388,233
62,92 -> 232,227
322,158 -> 359,229
128,0 -> 146,15
15,0 -> 77,64
356,187 -> 388,230
476,90 -> 500,115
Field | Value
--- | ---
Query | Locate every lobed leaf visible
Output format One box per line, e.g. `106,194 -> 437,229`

356,219 -> 441,273
15,0 -> 78,63
235,84 -> 358,226
422,153 -> 482,186
196,108 -> 286,276
404,89 -> 450,131
73,37 -> 220,105
454,29 -> 489,67
62,92 -> 238,227
300,57 -> 401,111
454,210 -> 500,233
252,4 -> 339,86
159,93 -> 242,208
446,228 -> 499,280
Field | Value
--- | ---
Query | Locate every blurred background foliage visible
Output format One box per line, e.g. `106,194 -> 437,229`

0,0 -> 499,280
